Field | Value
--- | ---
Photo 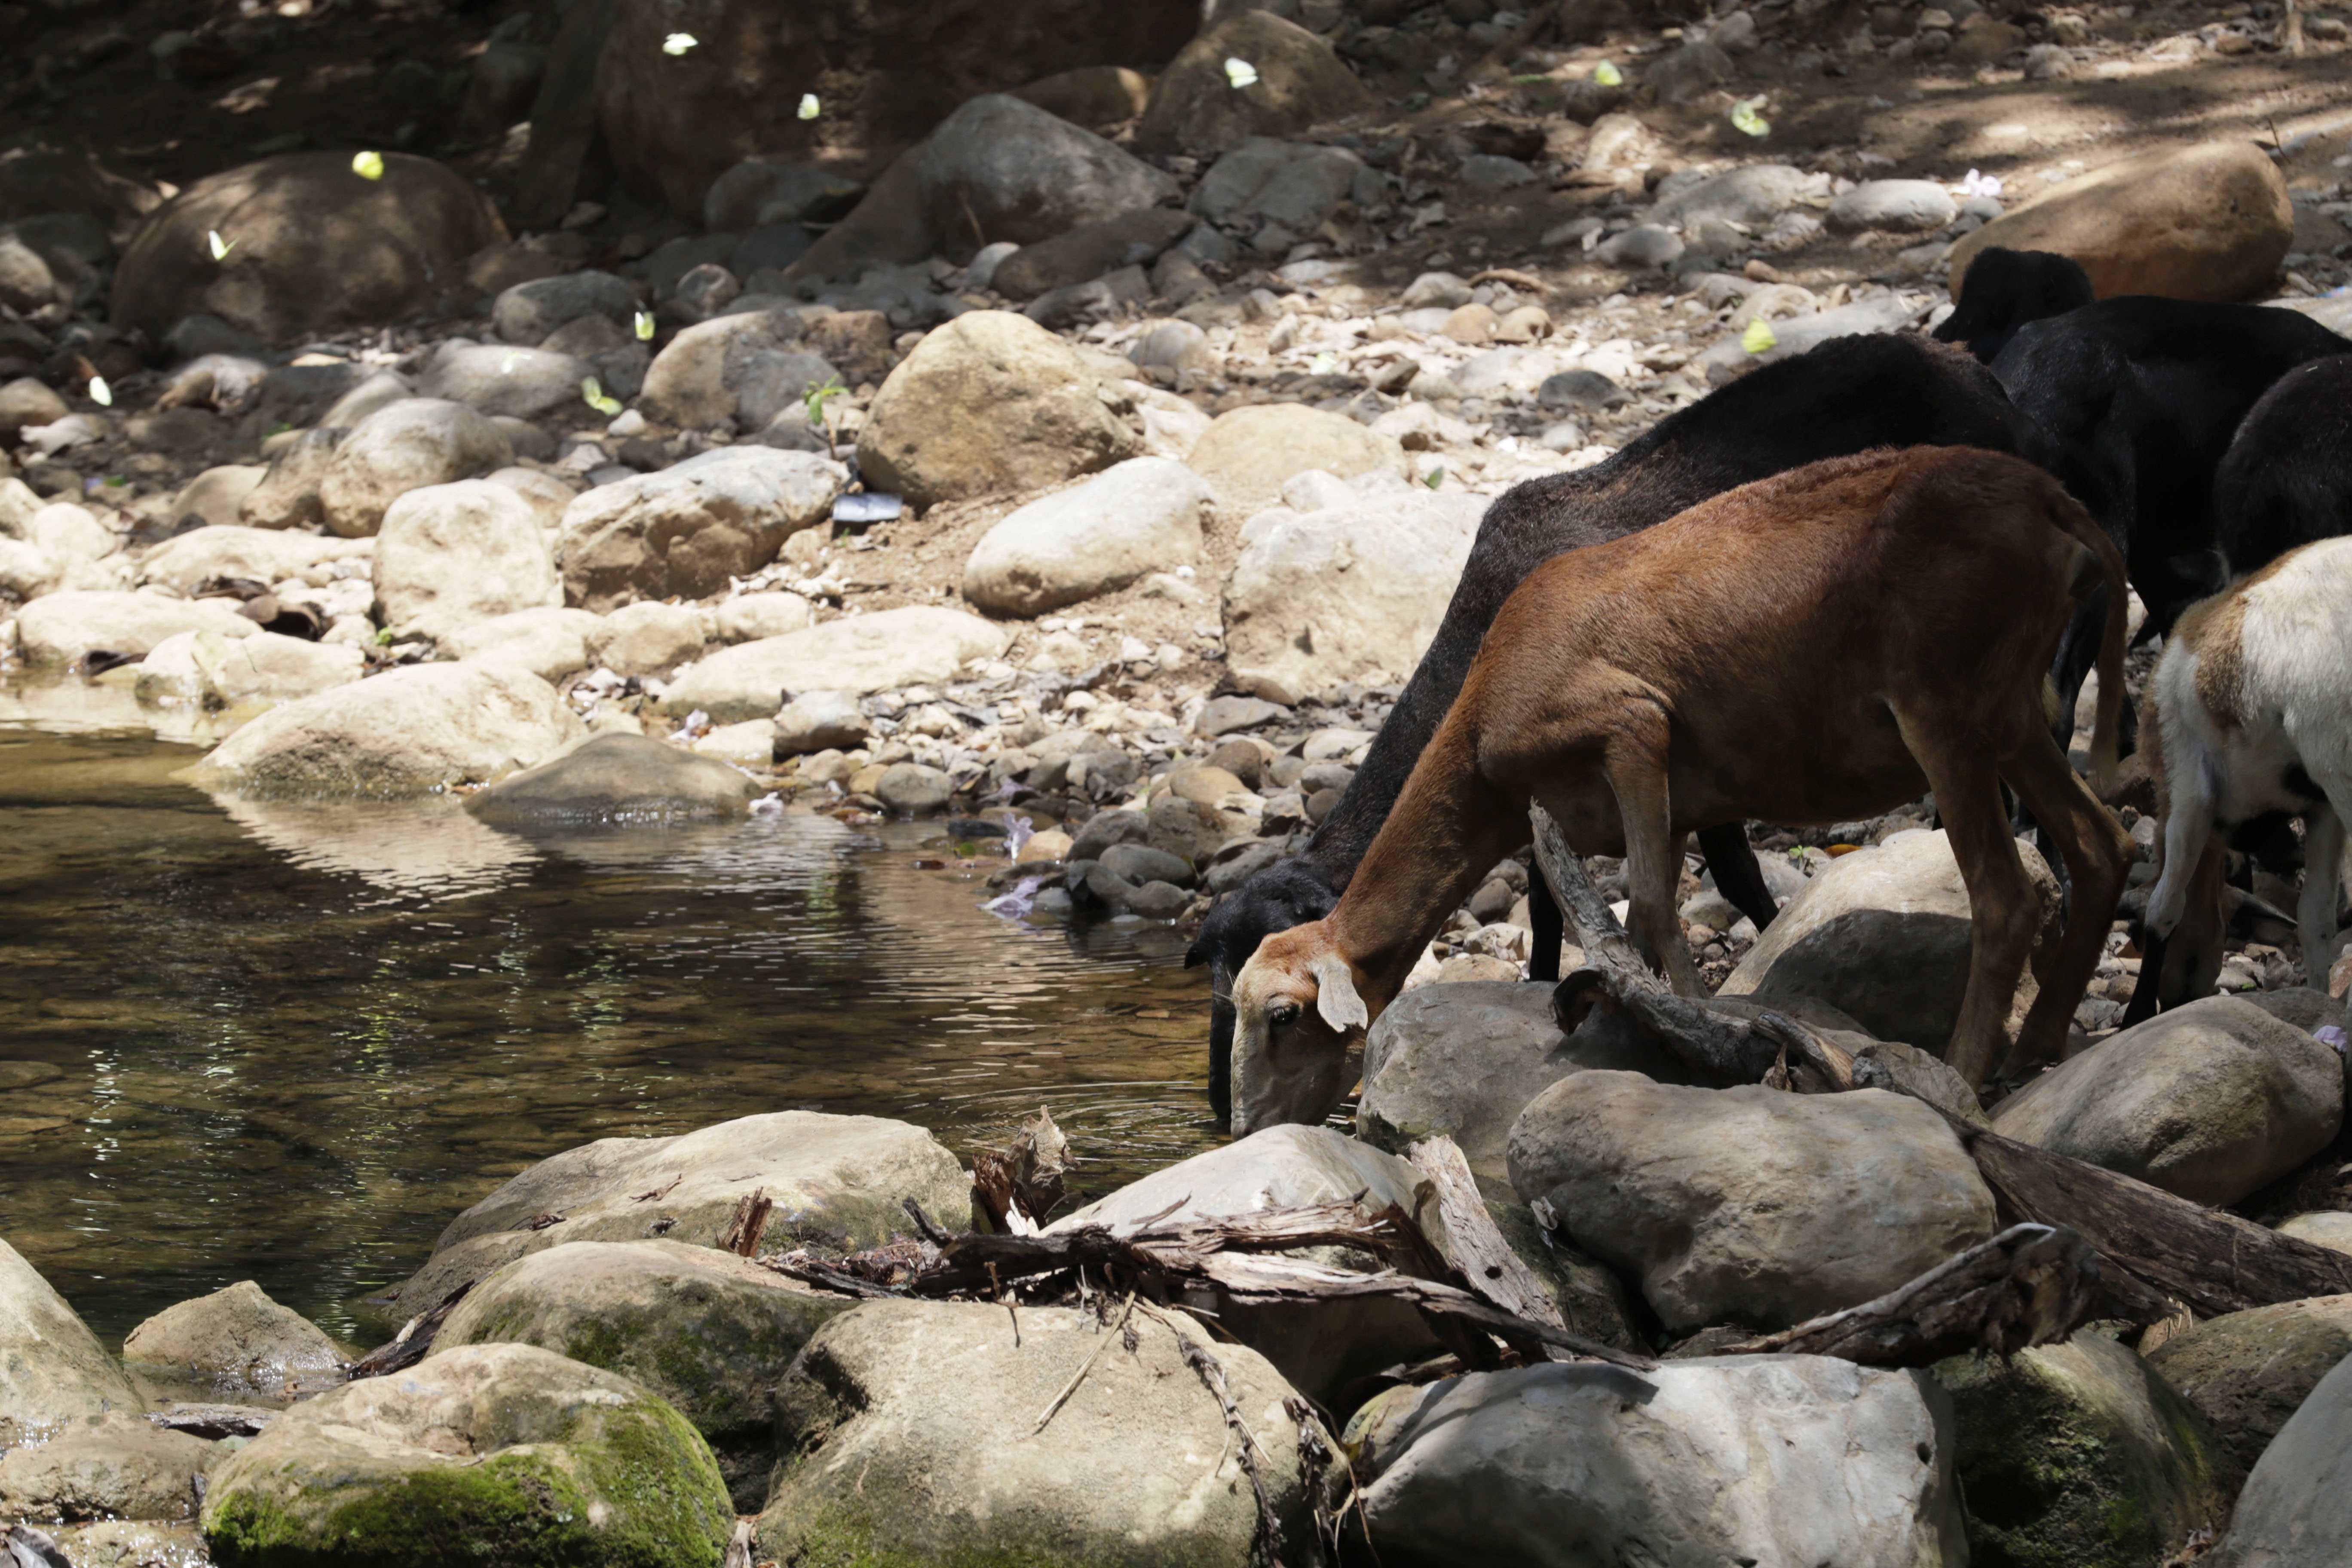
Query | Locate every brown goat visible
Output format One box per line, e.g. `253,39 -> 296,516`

1228,446 -> 2133,1132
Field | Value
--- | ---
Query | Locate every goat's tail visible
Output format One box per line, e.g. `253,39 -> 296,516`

2049,487 -> 2128,795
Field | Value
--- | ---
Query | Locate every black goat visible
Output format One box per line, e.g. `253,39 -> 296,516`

1186,331 -> 2026,1122
1933,246 -> 2095,367
2214,354 -> 2352,579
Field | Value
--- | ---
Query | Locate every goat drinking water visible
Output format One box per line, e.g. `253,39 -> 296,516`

1226,447 -> 2134,1132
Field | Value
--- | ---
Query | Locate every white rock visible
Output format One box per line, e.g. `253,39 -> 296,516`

1223,490 -> 1485,705
135,628 -> 364,709
181,662 -> 586,797
1829,179 -> 1960,233
138,525 -> 372,596
591,599 -> 706,675
961,457 -> 1212,618
773,689 -> 868,755
713,591 -> 815,643
172,466 -> 268,530
439,606 -> 606,683
372,480 -> 560,640
0,1237 -> 141,1450
318,398 -> 514,539
13,589 -> 259,668
556,447 -> 845,613
661,606 -> 1013,722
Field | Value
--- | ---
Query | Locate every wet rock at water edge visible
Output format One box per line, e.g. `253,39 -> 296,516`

466,733 -> 761,825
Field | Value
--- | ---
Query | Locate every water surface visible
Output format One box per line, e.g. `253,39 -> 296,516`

0,702 -> 1218,1344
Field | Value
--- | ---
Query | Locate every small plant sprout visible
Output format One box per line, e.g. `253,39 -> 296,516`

374,626 -> 395,647
86,375 -> 111,407
634,310 -> 656,341
1742,317 -> 1778,354
582,376 -> 623,416
804,376 -> 848,453
1593,61 -> 1623,86
797,93 -> 821,120
351,150 -> 385,180
1730,99 -> 1770,138
207,230 -> 236,261
662,32 -> 697,55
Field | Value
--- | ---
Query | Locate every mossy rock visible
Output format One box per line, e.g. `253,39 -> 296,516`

1482,1193 -> 1647,1352
1935,1331 -> 2239,1568
200,1342 -> 732,1568
432,1239 -> 854,1509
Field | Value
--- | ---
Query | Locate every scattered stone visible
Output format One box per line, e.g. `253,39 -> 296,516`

556,447 -> 845,613
1224,489 -> 1481,704
0,1411 -> 217,1526
111,152 -> 507,345
1188,138 -> 1366,258
916,95 -> 1179,248
466,732 -> 760,824
712,591 -> 814,644
1645,39 -> 1735,104
661,606 -> 1012,722
1719,829 -> 2059,1049
181,662 -> 585,798
989,209 -> 1197,301
1349,1356 -> 1966,1565
318,398 -> 514,539
1538,368 -> 1631,410
962,456 -> 1212,617
1137,11 -> 1376,154
135,629 -> 364,710
875,762 -> 952,815
383,1111 -> 967,1314
702,161 -> 850,234
1507,1072 -> 1997,1333
13,590 -> 259,668
1936,1332 -> 2236,1567
0,377 -> 70,445
1193,694 -> 1288,737
1186,401 -> 1406,514
1828,179 -> 1960,233
1990,997 -> 2344,1205
416,343 -> 594,422
1008,64 -> 1157,129
119,1280 -> 343,1399
2277,1212 -> 2352,1254
199,1343 -> 733,1568
0,1237 -> 142,1451
439,606 -> 604,683
856,311 -> 1142,508
1949,141 -> 2295,303
758,1299 -> 1326,1567
170,465 -> 266,529
373,479 -> 560,640
1595,223 -> 1684,270
773,690 -> 868,755
637,309 -> 836,434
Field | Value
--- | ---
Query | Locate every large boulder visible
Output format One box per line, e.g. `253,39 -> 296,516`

200,1343 -> 732,1568
119,1280 -> 343,1399
2211,1350 -> 2352,1568
961,456 -> 1211,617
0,1411 -> 217,1526
179,663 -> 585,798
1948,141 -> 2294,303
12,590 -> 258,668
1188,138 -> 1366,258
854,310 -> 1142,508
1936,1332 -> 2236,1567
135,629 -> 366,710
636,310 -> 836,433
1137,12 -> 1377,156
415,343 -> 595,423
137,524 -> 371,596
555,447 -> 845,613
1507,1072 -> 1997,1334
372,480 -> 560,640
380,1111 -> 967,1319
1188,403 -> 1408,511
432,1240 -> 852,1509
1348,1357 -> 1968,1567
2147,1295 -> 2352,1476
318,398 -> 515,539
658,606 -> 1011,722
757,1299 -> 1328,1567
466,732 -> 760,825
1223,487 -> 1479,706
0,1237 -> 141,1451
1989,996 -> 2344,1205
238,428 -> 343,531
917,95 -> 1179,250
591,0 -> 1200,219
111,152 -> 507,344
493,271 -> 639,347
1718,828 -> 2061,1050
1052,1124 -> 1447,1404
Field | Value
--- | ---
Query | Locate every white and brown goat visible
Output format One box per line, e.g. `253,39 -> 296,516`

1227,446 -> 2134,1132
2128,536 -> 2352,1019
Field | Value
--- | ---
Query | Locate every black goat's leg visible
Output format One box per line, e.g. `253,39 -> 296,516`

1528,873 -> 1564,981
1698,823 -> 1779,932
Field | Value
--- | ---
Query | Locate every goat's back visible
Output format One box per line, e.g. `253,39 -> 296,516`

2215,354 -> 2352,580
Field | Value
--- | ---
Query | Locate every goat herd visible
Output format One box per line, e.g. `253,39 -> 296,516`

1182,246 -> 2352,1134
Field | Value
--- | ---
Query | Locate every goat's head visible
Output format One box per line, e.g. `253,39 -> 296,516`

1228,922 -> 1367,1135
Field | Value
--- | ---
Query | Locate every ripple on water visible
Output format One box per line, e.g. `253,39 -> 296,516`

0,720 -> 1221,1342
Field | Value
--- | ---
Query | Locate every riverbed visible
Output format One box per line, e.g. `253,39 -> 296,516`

0,704 -> 1219,1345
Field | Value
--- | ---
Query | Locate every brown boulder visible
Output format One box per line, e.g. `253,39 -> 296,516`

593,0 -> 1200,218
1949,141 -> 2294,303
111,153 -> 507,345
1010,65 -> 1156,128
1951,11 -> 2027,61
1136,11 -> 1376,155
990,208 -> 1197,300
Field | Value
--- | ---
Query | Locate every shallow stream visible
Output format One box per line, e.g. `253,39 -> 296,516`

0,698 -> 1219,1346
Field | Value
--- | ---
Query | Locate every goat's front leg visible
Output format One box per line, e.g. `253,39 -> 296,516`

2297,800 -> 2346,982
1602,699 -> 1704,997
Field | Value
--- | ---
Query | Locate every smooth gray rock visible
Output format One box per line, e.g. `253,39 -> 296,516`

466,732 -> 759,824
658,606 -> 1010,723
555,447 -> 845,613
1991,996 -> 2344,1205
2211,1349 -> 2352,1568
417,343 -> 595,421
915,95 -> 1179,248
1508,1072 -> 1997,1333
1188,138 -> 1365,257
0,1411 -> 217,1525
120,1280 -> 343,1398
2148,1295 -> 2352,1476
962,456 -> 1211,618
373,478 -> 560,640
875,762 -> 951,815
0,1237 -> 141,1450
1647,164 -> 1821,227
773,690 -> 866,755
1830,179 -> 1961,233
319,397 -> 514,538
495,272 -> 640,347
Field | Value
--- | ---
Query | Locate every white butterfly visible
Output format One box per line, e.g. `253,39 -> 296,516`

662,32 -> 696,55
1224,57 -> 1259,89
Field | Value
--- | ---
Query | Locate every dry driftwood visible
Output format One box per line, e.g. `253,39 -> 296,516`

1406,1134 -> 1568,1335
149,1403 -> 276,1439
1724,1222 -> 2100,1364
1942,1116 -> 2352,1320
719,1188 -> 774,1258
347,1281 -> 472,1380
971,1107 -> 1076,1233
1528,802 -> 1662,991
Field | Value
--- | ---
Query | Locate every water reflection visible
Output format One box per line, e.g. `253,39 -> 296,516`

0,720 -> 1216,1344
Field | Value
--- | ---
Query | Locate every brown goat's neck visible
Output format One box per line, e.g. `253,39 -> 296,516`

1325,715 -> 1524,1014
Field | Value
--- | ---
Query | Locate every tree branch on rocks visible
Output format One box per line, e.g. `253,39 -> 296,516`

971,1106 -> 1076,1234
1528,802 -> 1661,990
1723,1222 -> 2100,1365
1405,1134 -> 1571,1337
346,1280 -> 474,1380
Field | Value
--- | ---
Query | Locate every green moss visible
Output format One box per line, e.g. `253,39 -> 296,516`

761,1498 -> 1152,1568
204,1399 -> 731,1568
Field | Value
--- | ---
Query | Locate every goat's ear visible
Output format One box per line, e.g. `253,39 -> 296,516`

1311,954 -> 1368,1032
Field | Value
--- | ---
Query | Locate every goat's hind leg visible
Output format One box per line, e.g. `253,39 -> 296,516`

1601,698 -> 1706,996
1997,726 -> 2132,1077
2297,798 -> 2348,983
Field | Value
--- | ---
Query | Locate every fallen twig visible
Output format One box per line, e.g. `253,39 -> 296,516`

1141,1299 -> 1286,1568
1032,1290 -> 1138,1436
347,1281 -> 473,1380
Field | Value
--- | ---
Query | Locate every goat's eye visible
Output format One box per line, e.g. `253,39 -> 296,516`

1266,999 -> 1301,1029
